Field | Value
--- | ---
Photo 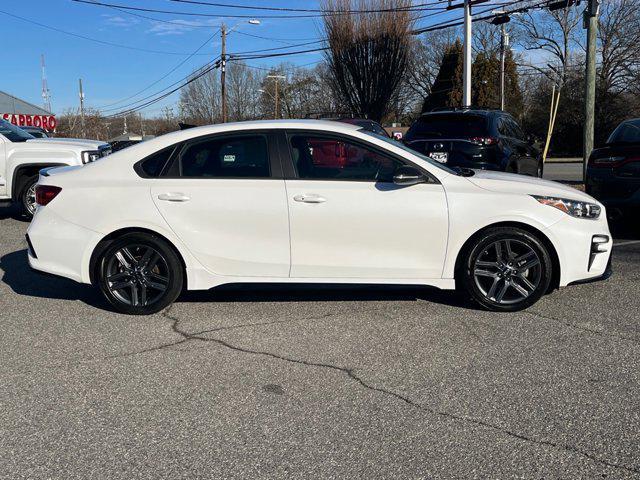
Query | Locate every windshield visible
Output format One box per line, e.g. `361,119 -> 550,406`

607,119 -> 640,144
0,119 -> 35,142
406,114 -> 487,140
361,129 -> 457,175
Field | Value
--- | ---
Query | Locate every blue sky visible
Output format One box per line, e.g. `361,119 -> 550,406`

0,0 -> 475,117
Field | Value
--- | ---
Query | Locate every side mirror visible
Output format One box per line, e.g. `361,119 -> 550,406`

393,166 -> 426,186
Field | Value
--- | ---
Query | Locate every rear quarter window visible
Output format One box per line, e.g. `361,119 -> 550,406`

135,146 -> 175,178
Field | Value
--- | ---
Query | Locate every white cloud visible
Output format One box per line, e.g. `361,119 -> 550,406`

146,19 -> 220,36
101,14 -> 140,29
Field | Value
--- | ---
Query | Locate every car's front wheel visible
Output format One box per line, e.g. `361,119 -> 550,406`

96,233 -> 183,315
459,227 -> 552,311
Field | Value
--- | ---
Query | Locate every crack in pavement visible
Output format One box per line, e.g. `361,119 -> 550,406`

135,305 -> 640,476
527,309 -> 640,344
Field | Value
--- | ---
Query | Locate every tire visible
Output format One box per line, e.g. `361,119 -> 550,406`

19,175 -> 38,219
96,233 -> 183,315
458,227 -> 552,312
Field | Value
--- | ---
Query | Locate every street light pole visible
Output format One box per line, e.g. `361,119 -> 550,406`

462,0 -> 472,107
499,23 -> 509,111
220,19 -> 260,124
220,23 -> 227,123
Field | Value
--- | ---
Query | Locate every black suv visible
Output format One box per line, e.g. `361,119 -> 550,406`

404,108 -> 542,176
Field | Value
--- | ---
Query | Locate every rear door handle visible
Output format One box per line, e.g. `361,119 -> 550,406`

157,192 -> 191,202
293,194 -> 327,204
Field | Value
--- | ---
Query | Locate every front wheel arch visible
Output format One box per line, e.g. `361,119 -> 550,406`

89,227 -> 187,287
454,221 -> 561,293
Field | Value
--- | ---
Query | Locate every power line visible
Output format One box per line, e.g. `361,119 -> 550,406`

411,0 -> 555,34
73,0 -> 450,19
229,40 -> 326,56
97,29 -> 220,109
101,61 -> 218,114
169,0 -> 445,13
0,9 -> 211,56
104,62 -> 219,118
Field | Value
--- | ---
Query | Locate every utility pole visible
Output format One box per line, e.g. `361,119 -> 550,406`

462,0 -> 472,107
266,75 -> 286,119
220,23 -> 227,123
78,78 -> 86,138
499,23 -> 509,111
582,0 -> 599,181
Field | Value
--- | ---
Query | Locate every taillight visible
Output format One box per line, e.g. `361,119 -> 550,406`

35,185 -> 62,206
590,155 -> 640,167
469,137 -> 499,145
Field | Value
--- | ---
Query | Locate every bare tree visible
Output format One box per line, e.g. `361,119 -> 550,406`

405,29 -> 458,102
322,0 -> 416,121
516,6 -> 582,85
597,0 -> 640,95
227,62 -> 262,121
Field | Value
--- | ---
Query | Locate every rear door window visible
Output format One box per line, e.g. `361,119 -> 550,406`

178,135 -> 270,178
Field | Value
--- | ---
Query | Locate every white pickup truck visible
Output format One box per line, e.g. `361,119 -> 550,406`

0,119 -> 111,217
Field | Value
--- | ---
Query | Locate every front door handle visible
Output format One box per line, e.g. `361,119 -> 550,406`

158,192 -> 191,202
293,194 -> 327,204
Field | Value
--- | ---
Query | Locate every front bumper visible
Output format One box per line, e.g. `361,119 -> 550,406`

568,255 -> 613,286
543,213 -> 613,287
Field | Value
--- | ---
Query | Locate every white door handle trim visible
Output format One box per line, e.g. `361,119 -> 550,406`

293,194 -> 327,204
158,192 -> 191,202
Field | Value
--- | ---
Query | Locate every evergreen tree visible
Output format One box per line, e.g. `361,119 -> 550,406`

472,51 -> 500,108
421,40 -> 464,112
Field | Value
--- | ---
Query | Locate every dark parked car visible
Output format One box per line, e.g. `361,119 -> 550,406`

404,108 -> 542,176
586,118 -> 640,212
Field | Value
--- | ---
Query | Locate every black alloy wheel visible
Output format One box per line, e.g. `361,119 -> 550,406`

460,227 -> 552,311
97,233 -> 183,315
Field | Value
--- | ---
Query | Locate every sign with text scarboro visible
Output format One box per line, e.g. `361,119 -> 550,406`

1,113 -> 57,131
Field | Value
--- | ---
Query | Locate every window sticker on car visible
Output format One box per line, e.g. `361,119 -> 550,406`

223,154 -> 236,163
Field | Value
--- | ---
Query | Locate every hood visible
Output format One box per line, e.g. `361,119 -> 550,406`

466,170 -> 597,203
27,138 -> 109,150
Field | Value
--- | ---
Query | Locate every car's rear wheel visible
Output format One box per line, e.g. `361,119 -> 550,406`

96,233 -> 183,315
19,175 -> 38,218
459,227 -> 552,311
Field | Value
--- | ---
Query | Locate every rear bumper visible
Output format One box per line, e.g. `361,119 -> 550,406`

27,207 -> 102,284
586,169 -> 640,207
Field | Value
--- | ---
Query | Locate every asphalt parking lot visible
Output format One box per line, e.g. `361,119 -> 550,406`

1,178 -> 639,478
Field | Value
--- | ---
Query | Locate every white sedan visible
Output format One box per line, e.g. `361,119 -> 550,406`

27,120 -> 612,315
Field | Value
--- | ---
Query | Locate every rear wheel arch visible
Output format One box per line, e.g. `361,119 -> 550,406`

89,227 -> 187,286
454,221 -> 561,292
11,163 -> 68,199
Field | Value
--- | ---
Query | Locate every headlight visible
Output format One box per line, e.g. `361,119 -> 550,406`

81,150 -> 101,164
532,195 -> 601,219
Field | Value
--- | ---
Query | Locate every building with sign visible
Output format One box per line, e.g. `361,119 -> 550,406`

0,90 -> 56,131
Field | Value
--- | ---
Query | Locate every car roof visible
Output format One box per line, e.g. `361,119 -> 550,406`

420,109 -> 502,117
152,119 -> 362,144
